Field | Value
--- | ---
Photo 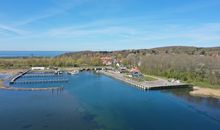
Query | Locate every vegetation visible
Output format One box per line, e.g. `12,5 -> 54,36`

0,46 -> 220,88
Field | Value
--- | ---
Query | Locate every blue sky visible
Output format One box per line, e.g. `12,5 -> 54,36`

0,0 -> 220,51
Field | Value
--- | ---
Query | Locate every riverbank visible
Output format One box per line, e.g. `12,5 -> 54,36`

190,86 -> 220,99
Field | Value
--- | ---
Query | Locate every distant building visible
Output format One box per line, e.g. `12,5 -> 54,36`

31,67 -> 45,70
130,67 -> 142,77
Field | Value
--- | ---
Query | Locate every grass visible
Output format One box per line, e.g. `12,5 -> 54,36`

191,81 -> 220,89
143,75 -> 157,81
142,72 -> 220,89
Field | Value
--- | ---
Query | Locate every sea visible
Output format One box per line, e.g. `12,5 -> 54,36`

0,51 -> 69,57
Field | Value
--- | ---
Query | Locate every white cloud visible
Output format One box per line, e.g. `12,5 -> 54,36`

0,24 -> 27,35
15,0 -> 89,26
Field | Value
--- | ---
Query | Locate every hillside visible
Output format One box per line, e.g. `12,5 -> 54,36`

59,46 -> 220,88
60,46 -> 220,57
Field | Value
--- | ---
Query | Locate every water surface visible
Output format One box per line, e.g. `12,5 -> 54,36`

0,72 -> 220,130
0,51 -> 68,57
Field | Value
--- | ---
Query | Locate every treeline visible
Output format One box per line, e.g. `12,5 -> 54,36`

0,56 -> 103,69
125,53 -> 220,87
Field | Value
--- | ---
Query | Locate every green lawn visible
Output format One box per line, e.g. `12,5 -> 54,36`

143,75 -> 157,81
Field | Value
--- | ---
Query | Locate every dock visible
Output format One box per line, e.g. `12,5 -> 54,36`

100,70 -> 191,90
14,79 -> 68,84
22,74 -> 62,78
10,69 -> 30,84
9,69 -> 68,84
0,86 -> 64,91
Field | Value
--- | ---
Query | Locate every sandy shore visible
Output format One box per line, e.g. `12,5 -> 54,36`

0,80 -> 6,88
190,86 -> 220,99
0,69 -> 23,89
0,68 -> 24,75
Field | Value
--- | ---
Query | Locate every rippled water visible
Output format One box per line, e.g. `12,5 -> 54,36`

0,72 -> 220,130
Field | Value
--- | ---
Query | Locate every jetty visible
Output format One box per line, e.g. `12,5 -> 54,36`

100,70 -> 191,90
10,69 -> 30,84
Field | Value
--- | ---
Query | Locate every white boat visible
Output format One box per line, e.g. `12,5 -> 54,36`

68,70 -> 79,75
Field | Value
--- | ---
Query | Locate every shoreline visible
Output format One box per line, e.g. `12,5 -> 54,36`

1,68 -> 220,99
190,86 -> 220,99
100,70 -> 220,99
0,68 -> 24,75
99,70 -> 190,90
0,80 -> 5,88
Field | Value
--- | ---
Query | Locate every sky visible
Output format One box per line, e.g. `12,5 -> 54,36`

0,0 -> 220,51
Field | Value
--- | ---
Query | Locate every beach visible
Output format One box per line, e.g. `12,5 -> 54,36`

0,80 -> 5,88
190,86 -> 220,99
0,68 -> 24,75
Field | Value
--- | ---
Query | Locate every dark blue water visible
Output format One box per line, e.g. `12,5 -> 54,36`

1,72 -> 220,130
0,51 -> 69,57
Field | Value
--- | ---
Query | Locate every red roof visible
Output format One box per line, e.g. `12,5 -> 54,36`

130,67 -> 140,72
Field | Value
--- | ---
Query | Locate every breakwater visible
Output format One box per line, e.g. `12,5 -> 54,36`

100,70 -> 190,90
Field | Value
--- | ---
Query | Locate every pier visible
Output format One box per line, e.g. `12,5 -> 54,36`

14,79 -> 68,84
9,68 -> 69,84
100,70 -> 191,90
0,86 -> 64,91
22,74 -> 62,78
10,69 -> 30,84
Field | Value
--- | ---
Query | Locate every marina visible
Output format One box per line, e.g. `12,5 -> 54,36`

6,67 -> 191,91
4,68 -> 69,91
1,0 -> 220,129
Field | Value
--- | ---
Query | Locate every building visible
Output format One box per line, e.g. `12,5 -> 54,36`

31,67 -> 45,71
130,67 -> 142,77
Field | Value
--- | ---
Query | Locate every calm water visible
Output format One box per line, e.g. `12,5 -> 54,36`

0,51 -> 69,57
1,72 -> 220,130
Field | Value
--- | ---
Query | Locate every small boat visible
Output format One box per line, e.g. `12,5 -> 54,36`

68,70 -> 79,75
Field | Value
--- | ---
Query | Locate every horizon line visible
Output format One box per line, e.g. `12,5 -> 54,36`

0,45 -> 219,52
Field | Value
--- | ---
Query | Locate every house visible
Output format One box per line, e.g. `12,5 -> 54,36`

31,67 -> 45,71
130,67 -> 142,77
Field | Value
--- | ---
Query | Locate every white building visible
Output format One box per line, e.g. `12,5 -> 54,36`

31,67 -> 45,70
